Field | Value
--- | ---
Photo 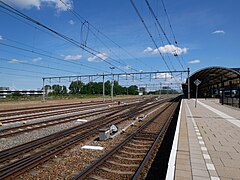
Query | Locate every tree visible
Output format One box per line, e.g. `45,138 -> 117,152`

61,85 -> 67,94
104,81 -> 111,95
52,84 -> 62,95
128,85 -> 138,95
69,81 -> 84,94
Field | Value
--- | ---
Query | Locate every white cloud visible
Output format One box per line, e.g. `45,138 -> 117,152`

154,73 -> 172,79
69,20 -> 75,25
119,65 -> 131,70
2,0 -> 41,9
212,30 -> 225,34
0,36 -> 3,40
64,54 -> 82,60
143,47 -> 153,53
32,57 -> 42,62
188,59 -> 200,64
2,0 -> 73,11
42,0 -> 73,12
152,45 -> 188,55
8,59 -> 22,63
88,53 -> 108,62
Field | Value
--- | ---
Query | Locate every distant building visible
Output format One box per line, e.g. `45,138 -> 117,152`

0,87 -> 9,90
0,87 -> 43,98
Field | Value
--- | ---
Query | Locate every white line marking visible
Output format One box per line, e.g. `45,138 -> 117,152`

206,163 -> 215,170
185,100 -> 220,179
211,177 -> 220,180
165,100 -> 183,180
203,154 -> 211,159
198,101 -> 240,128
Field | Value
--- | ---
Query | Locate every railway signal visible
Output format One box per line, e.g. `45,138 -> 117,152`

194,79 -> 201,107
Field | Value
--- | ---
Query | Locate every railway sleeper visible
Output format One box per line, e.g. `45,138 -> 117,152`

106,160 -> 139,167
124,145 -> 149,151
112,154 -> 143,161
98,167 -> 134,175
122,147 -> 149,154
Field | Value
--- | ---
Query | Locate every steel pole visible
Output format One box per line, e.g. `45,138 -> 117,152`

195,85 -> 198,108
102,74 -> 105,102
42,78 -> 45,102
111,76 -> 114,102
187,68 -> 190,99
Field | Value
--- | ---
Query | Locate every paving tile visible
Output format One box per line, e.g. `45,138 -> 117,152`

176,157 -> 191,166
193,176 -> 210,180
191,157 -> 205,164
176,154 -> 190,160
211,158 -> 224,166
191,154 -> 203,159
191,150 -> 202,155
208,150 -> 232,159
191,162 -> 207,170
215,166 -> 240,179
192,169 -> 210,177
175,163 -> 191,171
227,152 -> 240,160
175,176 -> 192,180
177,150 -> 190,156
213,145 -> 238,153
221,158 -> 240,168
176,100 -> 240,180
208,170 -> 218,177
175,169 -> 192,178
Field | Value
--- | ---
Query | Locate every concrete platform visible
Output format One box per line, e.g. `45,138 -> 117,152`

167,98 -> 240,180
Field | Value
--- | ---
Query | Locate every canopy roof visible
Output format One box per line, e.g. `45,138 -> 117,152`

183,66 -> 240,98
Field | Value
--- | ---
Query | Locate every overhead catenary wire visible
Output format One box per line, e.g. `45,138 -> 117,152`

0,66 -> 58,76
130,0 -> 172,73
160,0 -> 188,68
0,57 -> 82,74
0,7 -> 109,74
0,71 -> 42,78
144,0 -> 185,70
0,0 -> 152,86
0,1 -> 127,73
58,0 -> 157,72
0,40 -> 109,73
58,0 -> 154,87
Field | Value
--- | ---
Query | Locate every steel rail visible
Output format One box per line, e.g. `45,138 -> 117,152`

0,105 -> 118,138
0,97 -> 161,179
72,97 -> 180,179
132,98 -> 180,179
0,97 -> 160,162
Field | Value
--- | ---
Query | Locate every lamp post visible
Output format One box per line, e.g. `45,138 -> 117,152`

110,67 -> 115,102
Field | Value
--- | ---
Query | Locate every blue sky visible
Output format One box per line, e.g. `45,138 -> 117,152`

0,0 -> 239,90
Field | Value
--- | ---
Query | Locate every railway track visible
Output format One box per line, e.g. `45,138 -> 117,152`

0,98 -> 144,137
0,97 -> 141,118
0,96 -> 171,179
73,97 -> 180,179
0,103 -> 126,138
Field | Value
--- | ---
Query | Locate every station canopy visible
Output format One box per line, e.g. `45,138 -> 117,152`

183,66 -> 240,98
